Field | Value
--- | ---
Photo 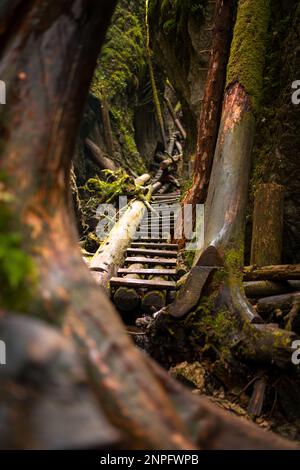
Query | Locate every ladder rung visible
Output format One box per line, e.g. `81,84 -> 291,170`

110,277 -> 176,291
118,268 -> 177,276
131,243 -> 178,250
125,257 -> 177,266
127,248 -> 177,258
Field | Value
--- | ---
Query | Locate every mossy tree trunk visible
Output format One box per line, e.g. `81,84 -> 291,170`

0,0 -> 296,450
193,0 -> 295,364
156,0 -> 295,367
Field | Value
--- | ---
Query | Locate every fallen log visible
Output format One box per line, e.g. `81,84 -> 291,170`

251,183 -> 284,266
90,174 -> 152,290
160,154 -> 182,170
244,281 -> 290,299
164,97 -> 187,140
141,265 -> 168,314
257,292 -> 300,316
113,263 -> 144,312
243,264 -> 300,281
85,138 -> 118,172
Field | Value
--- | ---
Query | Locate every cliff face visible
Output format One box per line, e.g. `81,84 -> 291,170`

74,0 -> 163,183
148,0 -> 214,158
250,0 -> 300,263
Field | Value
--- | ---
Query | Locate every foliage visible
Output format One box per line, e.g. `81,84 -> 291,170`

0,182 -> 35,310
83,169 -> 143,204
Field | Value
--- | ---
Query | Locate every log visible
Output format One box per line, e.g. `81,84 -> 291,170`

90,174 -> 153,290
248,377 -> 267,418
257,292 -> 300,316
85,138 -> 118,172
164,97 -> 187,140
113,263 -> 144,312
141,265 -> 168,314
244,281 -> 290,299
251,184 -> 285,266
160,154 -> 182,170
243,264 -> 300,281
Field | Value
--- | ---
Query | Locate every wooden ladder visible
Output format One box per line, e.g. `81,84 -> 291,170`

110,192 -> 181,315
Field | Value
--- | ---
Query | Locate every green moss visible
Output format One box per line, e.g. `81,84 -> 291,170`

226,0 -> 271,113
249,1 -> 299,205
0,181 -> 36,311
149,0 -> 206,41
224,248 -> 244,274
92,1 -> 146,101
83,168 -> 140,204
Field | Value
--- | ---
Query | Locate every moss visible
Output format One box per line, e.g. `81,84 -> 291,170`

226,0 -> 271,113
249,1 -> 300,206
0,181 -> 36,311
83,168 -> 141,204
149,0 -> 206,41
188,296 -> 238,361
90,0 -> 147,175
224,248 -> 244,275
92,1 -> 146,101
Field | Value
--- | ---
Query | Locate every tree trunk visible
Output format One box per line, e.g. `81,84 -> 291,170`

251,183 -> 284,266
100,95 -> 115,157
183,0 -> 233,209
192,0 -> 295,363
0,0 -> 297,451
156,0 -> 295,367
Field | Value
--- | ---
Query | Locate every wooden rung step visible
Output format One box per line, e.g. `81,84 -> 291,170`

125,257 -> 177,266
139,225 -> 175,230
110,277 -> 176,291
133,238 -> 169,242
118,268 -> 177,276
152,194 -> 180,200
127,248 -> 177,258
131,243 -> 178,250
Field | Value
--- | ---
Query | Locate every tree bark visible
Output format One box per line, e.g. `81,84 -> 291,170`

183,0 -> 233,209
157,0 -> 295,367
251,183 -> 284,266
244,264 -> 300,281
